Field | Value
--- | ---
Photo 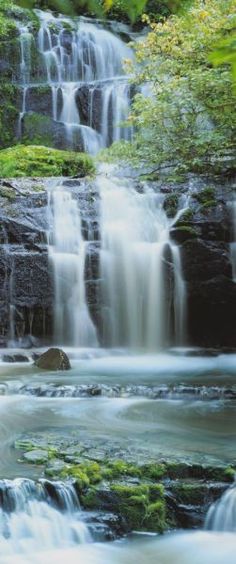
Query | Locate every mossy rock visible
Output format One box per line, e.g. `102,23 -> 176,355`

0,84 -> 20,147
0,145 -> 95,177
163,193 -> 179,218
110,483 -> 166,532
175,208 -> 194,225
192,187 -> 216,205
170,225 -> 198,243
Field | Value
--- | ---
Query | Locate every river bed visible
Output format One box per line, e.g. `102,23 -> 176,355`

0,349 -> 235,562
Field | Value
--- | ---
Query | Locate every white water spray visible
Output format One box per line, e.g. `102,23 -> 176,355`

98,170 -> 186,349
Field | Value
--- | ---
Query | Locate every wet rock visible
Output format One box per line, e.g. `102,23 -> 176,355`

34,348 -> 71,371
23,449 -> 49,464
45,460 -> 68,477
2,354 -> 29,363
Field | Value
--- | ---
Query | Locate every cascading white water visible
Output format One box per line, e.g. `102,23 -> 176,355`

18,25 -> 33,137
0,479 -> 90,559
48,182 -> 97,346
205,484 -> 236,532
98,169 -> 186,350
18,10 -> 133,153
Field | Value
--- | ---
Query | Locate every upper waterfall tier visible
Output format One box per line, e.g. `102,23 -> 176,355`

18,10 -> 134,153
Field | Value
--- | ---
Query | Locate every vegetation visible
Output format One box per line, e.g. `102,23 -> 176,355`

105,0 -> 236,176
0,145 -> 95,177
15,0 -> 189,23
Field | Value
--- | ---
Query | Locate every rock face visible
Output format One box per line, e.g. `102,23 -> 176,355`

0,178 -> 53,346
35,348 -> 71,370
169,177 -> 236,347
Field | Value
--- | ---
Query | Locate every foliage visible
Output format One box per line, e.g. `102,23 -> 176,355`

15,0 -> 148,22
108,0 -> 236,175
0,85 -> 19,148
0,0 -> 18,38
210,33 -> 236,87
14,0 -> 193,22
0,145 -> 95,177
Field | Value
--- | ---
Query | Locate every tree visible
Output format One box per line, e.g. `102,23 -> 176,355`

109,0 -> 236,175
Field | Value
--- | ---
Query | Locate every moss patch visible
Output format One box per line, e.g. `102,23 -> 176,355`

0,145 -> 95,177
163,193 -> 179,218
0,85 -> 19,148
192,187 -> 216,205
110,483 -> 166,532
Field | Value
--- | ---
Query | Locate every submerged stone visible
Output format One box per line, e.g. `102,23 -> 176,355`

23,449 -> 49,464
34,348 -> 71,371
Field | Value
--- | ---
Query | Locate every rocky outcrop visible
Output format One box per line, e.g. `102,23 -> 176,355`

169,177 -> 236,347
35,348 -> 71,370
0,178 -> 53,345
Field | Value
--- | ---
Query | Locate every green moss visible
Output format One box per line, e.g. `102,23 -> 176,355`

200,199 -> 217,210
80,489 -> 100,509
175,226 -> 198,238
0,145 -> 95,177
22,113 -> 55,147
163,193 -> 179,218
0,84 -> 19,147
60,461 -> 102,491
171,482 -> 204,505
224,467 -> 236,481
110,483 -> 166,532
102,460 -> 142,480
0,12 -> 18,41
140,463 -> 166,480
192,187 -> 215,204
177,208 -> 194,223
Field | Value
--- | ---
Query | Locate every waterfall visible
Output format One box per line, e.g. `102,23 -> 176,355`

0,479 -> 90,558
47,181 -> 98,347
98,170 -> 186,350
18,25 -> 33,138
18,10 -> 133,154
205,484 -> 236,532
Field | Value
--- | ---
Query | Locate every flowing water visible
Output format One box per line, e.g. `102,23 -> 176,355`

0,351 -> 235,562
46,168 -> 186,349
18,10 -> 133,153
98,169 -> 186,349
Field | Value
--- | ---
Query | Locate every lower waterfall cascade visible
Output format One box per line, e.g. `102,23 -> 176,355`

0,473 -> 235,563
205,484 -> 236,532
0,479 -> 91,559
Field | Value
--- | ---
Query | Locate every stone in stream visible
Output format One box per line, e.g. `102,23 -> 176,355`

34,348 -> 71,371
23,449 -> 49,464
2,354 -> 30,363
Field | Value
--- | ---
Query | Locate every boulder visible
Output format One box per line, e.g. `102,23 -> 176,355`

35,348 -> 71,371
